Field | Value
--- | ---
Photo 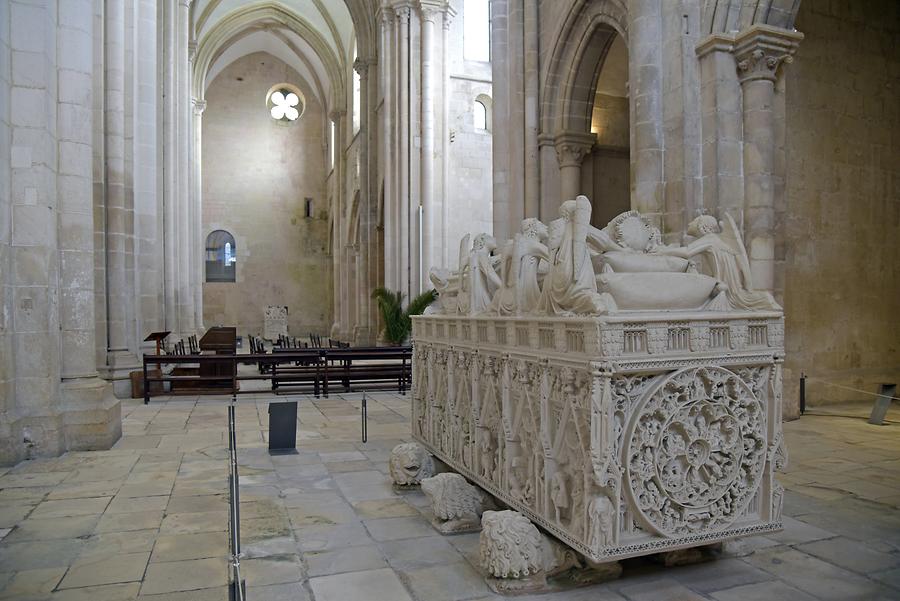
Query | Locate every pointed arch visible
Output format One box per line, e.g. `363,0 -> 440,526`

540,0 -> 628,136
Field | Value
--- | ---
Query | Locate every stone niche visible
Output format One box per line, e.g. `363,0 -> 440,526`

411,200 -> 787,565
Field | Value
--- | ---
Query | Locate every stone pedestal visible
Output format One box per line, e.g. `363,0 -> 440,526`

411,311 -> 786,563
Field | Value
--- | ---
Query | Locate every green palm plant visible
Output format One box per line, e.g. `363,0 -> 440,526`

372,287 -> 437,345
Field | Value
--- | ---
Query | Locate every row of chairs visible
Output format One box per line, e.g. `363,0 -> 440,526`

275,333 -> 350,350
166,335 -> 198,356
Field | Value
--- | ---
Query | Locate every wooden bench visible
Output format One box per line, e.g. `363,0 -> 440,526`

270,348 -> 323,395
321,347 -> 411,397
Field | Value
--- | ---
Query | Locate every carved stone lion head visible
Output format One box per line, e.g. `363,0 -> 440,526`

389,442 -> 435,486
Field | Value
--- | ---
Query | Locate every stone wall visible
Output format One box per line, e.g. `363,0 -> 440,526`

202,52 -> 332,338
446,74 -> 493,268
781,0 -> 900,409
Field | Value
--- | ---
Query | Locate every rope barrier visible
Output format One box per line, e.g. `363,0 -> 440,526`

804,376 -> 900,401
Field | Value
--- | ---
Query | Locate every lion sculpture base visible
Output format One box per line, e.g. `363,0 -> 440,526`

389,442 -> 435,490
421,473 -> 489,534
480,510 -> 622,595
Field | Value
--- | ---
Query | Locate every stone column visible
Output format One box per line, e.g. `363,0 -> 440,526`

629,1 -> 665,218
554,132 -> 595,201
734,25 -> 801,292
379,7 -> 396,290
440,8 -> 452,265
354,56 -> 373,344
396,4 -> 412,298
523,0 -> 540,218
490,0 -> 511,239
329,111 -> 343,337
176,0 -> 195,334
419,2 -> 448,285
330,109 -> 350,339
191,96 -> 204,333
162,0 -> 178,337
100,0 -> 141,394
59,0 -> 121,447
695,35 -> 744,216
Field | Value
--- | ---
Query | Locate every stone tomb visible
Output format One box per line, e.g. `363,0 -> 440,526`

403,201 -> 788,590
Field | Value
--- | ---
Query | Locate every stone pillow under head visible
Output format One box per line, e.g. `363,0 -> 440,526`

602,251 -> 689,273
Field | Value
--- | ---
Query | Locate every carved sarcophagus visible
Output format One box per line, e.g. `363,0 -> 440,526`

411,311 -> 786,562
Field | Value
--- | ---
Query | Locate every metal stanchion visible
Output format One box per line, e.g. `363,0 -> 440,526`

800,372 -> 806,415
228,398 -> 245,601
361,392 -> 368,443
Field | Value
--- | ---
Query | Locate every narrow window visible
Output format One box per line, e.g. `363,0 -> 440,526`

206,230 -> 236,283
352,50 -> 361,132
474,100 -> 487,130
305,198 -> 313,218
330,120 -> 336,168
464,0 -> 491,62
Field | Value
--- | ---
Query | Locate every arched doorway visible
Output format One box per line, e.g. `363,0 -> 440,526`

541,2 -> 631,225
581,34 -> 630,228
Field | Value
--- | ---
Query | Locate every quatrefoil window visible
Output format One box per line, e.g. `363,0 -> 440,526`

266,83 -> 305,123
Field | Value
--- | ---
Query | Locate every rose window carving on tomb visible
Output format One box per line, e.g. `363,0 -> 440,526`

624,366 -> 766,537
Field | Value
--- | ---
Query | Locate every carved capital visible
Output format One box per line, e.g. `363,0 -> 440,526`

553,132 -> 596,168
353,57 -> 370,77
443,7 -> 456,30
394,5 -> 411,23
329,109 -> 347,121
733,25 -> 803,83
419,0 -> 451,24
191,98 -> 206,115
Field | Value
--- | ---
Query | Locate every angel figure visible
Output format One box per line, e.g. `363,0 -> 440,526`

490,218 -> 551,315
538,196 -> 615,315
459,233 -> 502,314
658,214 -> 781,311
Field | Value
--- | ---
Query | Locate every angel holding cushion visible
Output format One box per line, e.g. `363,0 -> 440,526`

656,214 -> 781,312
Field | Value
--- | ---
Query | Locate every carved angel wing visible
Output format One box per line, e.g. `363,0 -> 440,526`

458,233 -> 471,270
720,213 -> 755,288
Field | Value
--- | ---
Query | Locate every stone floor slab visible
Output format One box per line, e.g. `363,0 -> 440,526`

139,557 -> 229,596
797,536 -> 900,574
305,544 -> 387,576
57,551 -> 150,589
616,578 -> 710,601
379,535 -> 466,569
364,516 -> 436,541
245,581 -> 312,601
28,496 -> 111,518
0,566 -> 65,600
745,547 -> 891,600
49,582 -> 141,601
402,561 -> 492,601
710,580 -> 820,601
4,514 -> 100,543
241,555 -> 304,586
309,568 -> 413,601
150,531 -> 228,562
